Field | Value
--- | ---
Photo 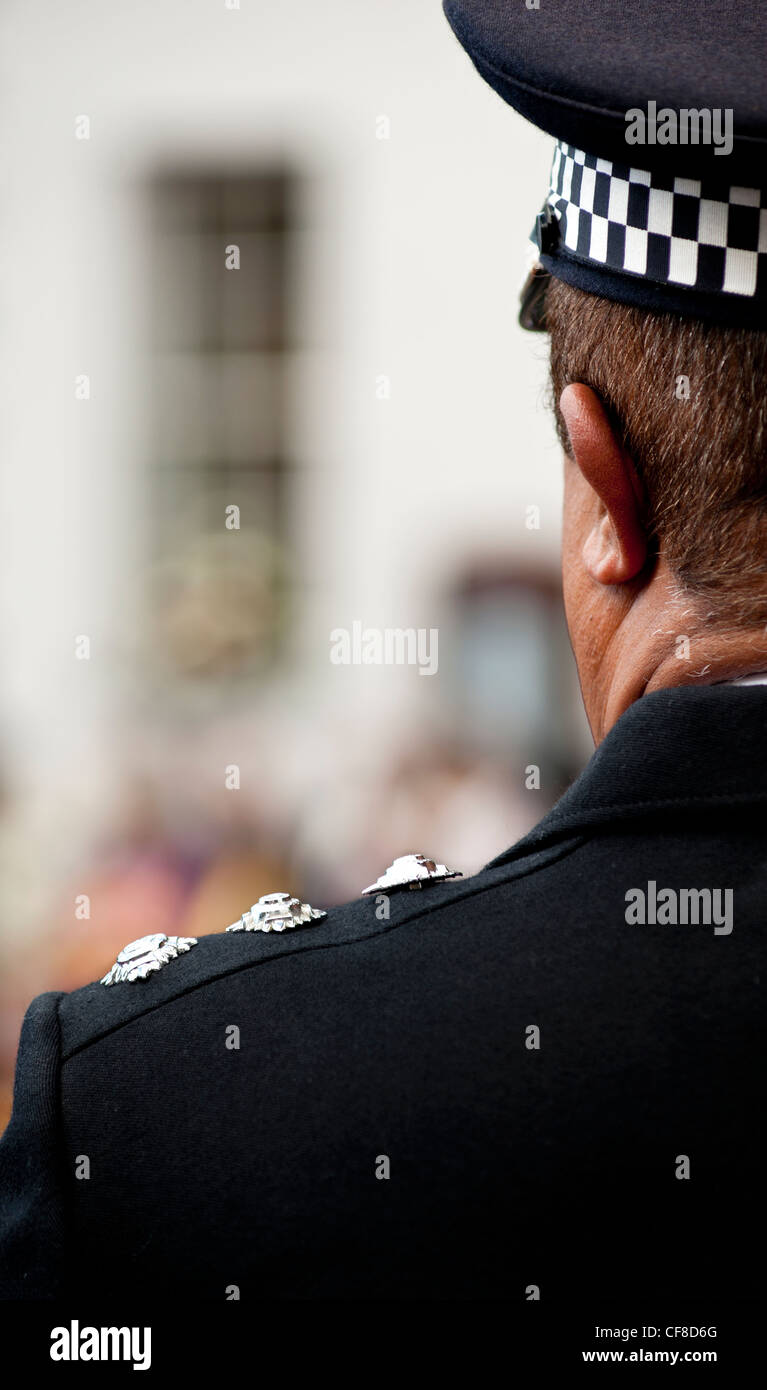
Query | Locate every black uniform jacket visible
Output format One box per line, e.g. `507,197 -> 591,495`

1,683 -> 764,1301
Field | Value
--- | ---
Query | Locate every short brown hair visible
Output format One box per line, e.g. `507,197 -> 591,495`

546,277 -> 767,624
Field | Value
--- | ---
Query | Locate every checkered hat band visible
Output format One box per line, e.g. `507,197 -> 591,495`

539,140 -> 767,300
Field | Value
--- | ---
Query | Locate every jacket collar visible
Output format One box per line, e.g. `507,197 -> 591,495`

488,683 -> 767,868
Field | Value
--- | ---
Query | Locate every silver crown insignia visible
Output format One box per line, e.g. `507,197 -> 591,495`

226,891 -> 326,934
101,932 -> 198,986
361,853 -> 462,896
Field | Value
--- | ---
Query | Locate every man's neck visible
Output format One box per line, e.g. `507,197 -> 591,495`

589,562 -> 767,740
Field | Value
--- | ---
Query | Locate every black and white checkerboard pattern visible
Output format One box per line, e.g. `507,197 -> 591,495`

540,140 -> 767,299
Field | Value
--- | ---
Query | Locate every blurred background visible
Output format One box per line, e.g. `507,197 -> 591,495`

0,0 -> 590,1131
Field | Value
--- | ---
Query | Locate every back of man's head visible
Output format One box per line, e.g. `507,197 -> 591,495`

547,279 -> 767,626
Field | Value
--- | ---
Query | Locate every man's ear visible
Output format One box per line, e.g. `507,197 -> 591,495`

560,382 -> 647,585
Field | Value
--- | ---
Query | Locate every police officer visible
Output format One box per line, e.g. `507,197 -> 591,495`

1,0 -> 766,1303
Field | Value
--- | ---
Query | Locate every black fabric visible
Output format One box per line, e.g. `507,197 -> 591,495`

1,684 -> 765,1301
443,0 -> 767,183
0,994 -> 67,1298
489,682 -> 767,862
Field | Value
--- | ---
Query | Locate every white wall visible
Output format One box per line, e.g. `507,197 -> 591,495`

0,0 -> 566,932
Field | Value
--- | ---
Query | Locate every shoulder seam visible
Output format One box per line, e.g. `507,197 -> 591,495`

61,833 -> 588,1063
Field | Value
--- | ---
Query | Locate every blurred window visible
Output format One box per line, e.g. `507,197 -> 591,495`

146,170 -> 295,681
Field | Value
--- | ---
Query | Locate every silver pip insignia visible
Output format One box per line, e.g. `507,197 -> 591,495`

226,891 -> 326,934
361,853 -> 462,895
101,933 -> 197,985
